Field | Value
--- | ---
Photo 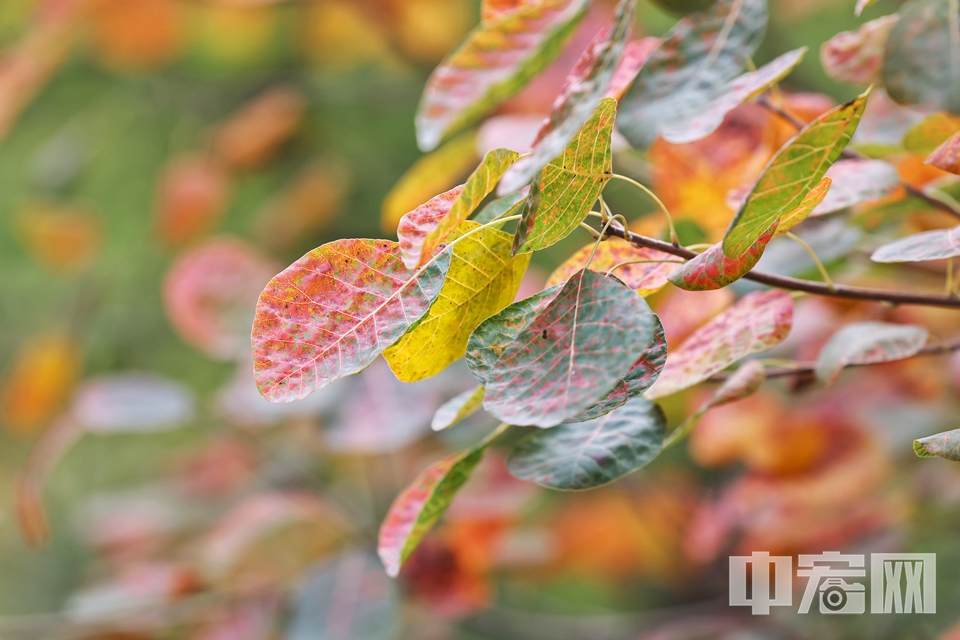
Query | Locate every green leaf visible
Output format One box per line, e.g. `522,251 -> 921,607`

506,397 -> 666,490
722,91 -> 868,258
871,225 -> 960,262
416,0 -> 591,151
466,269 -> 657,427
546,238 -> 682,296
646,290 -> 793,398
915,428 -> 960,460
385,222 -> 530,382
661,47 -> 807,144
883,0 -> 960,114
500,0 -> 637,192
669,221 -> 778,291
617,0 -> 768,148
513,98 -> 617,253
820,16 -> 898,86
252,239 -> 451,403
814,322 -> 928,385
774,176 -> 831,235
927,130 -> 960,175
432,386 -> 486,431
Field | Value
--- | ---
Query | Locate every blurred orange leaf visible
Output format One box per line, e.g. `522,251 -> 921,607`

16,201 -> 102,273
90,0 -> 185,70
255,161 -> 349,249
0,331 -> 80,433
154,155 -> 231,247
211,86 -> 306,170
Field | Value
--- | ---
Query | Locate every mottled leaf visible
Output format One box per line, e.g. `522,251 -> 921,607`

815,322 -> 928,385
416,0 -> 591,151
432,386 -> 486,431
914,428 -> 960,460
662,47 -> 807,144
871,225 -> 960,262
927,130 -> 960,174
546,237 -> 682,295
669,221 -> 778,291
500,0 -> 636,192
604,37 -> 662,101
646,290 -> 793,398
811,158 -> 899,215
775,177 -> 832,235
883,0 -> 960,114
506,397 -> 666,490
385,223 -> 530,382
513,98 -> 617,253
617,0 -> 768,148
820,16 -> 898,86
473,186 -> 529,224
467,268 -> 657,427
903,113 -> 960,155
722,91 -> 868,257
397,186 -> 464,269
252,239 -> 451,403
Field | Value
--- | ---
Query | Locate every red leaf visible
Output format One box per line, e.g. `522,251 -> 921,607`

669,221 -> 778,291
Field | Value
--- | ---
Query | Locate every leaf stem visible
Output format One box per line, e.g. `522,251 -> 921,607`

785,231 -> 837,291
480,422 -> 511,447
609,174 -> 679,245
585,214 -> 619,271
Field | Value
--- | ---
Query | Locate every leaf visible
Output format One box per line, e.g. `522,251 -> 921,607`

385,222 -> 530,382
814,322 -> 929,385
0,332 -> 80,434
775,177 -> 832,235
212,86 -> 306,170
473,186 -> 529,224
661,47 -> 807,145
397,187 -> 465,270
617,0 -> 768,148
481,0 -> 526,22
418,148 -> 522,267
669,221 -> 778,291
700,359 -> 766,410
884,0 -> 960,114
927,130 -> 960,174
466,269 -> 657,427
914,428 -> 960,461
499,0 -> 636,192
903,113 -> 960,155
871,225 -> 960,262
646,290 -> 793,398
71,374 -> 196,433
512,173 -> 543,255
604,37 -> 662,101
855,0 -> 880,16
432,386 -> 486,431
811,158 -> 899,215
416,0 -> 591,151
155,155 -> 230,247
547,238 -> 682,295
252,239 -> 451,403
722,91 -> 868,258
820,16 -> 899,86
512,98 -> 617,253
506,397 -> 666,490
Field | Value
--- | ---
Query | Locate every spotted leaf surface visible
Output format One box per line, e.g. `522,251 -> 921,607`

397,186 -> 464,269
416,0 -> 590,151
646,290 -> 793,398
252,239 -> 451,403
669,222 -> 777,291
500,0 -> 636,192
617,0 -> 768,148
513,98 -> 617,253
775,177 -> 831,235
432,386 -> 486,431
661,47 -> 807,144
722,91 -> 868,257
467,269 -> 657,427
815,322 -> 928,385
812,158 -> 899,215
821,15 -> 899,86
871,226 -> 960,263
915,429 -> 960,461
927,130 -> 960,175
506,397 -> 665,490
546,238 -> 682,295
385,223 -> 530,382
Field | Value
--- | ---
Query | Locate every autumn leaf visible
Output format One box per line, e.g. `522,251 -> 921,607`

646,290 -> 794,398
871,225 -> 960,262
814,322 -> 928,385
925,130 -> 960,174
914,428 -> 960,461
397,187 -> 465,269
416,0 -> 590,151
506,397 -> 666,490
700,359 -> 767,411
499,0 -> 636,192
669,221 -> 778,291
604,38 -> 662,101
257,162 -> 349,250
481,0 -> 526,22
466,269 -> 658,427
513,98 -> 617,253
722,91 -> 868,257
617,0 -> 768,148
811,158 -> 899,215
252,239 -> 451,403
71,373 -> 196,433
775,177 -> 831,235
473,187 -> 529,224
855,0 -> 880,16
154,155 -> 230,246
16,203 -> 102,274
432,386 -> 486,431
0,332 -> 80,433
661,47 -> 807,145
385,222 -> 530,382
903,113 -> 960,155
820,16 -> 899,86
211,86 -> 306,170
546,237 -> 682,296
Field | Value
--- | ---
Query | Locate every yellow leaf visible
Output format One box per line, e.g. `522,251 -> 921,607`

1,332 -> 80,434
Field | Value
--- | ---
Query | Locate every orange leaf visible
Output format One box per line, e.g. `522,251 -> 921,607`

0,332 -> 80,433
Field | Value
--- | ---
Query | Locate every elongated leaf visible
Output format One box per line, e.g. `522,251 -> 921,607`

513,98 -> 617,253
473,187 -> 529,224
722,91 -> 868,257
871,225 -> 960,262
915,428 -> 960,460
414,149 -> 521,267
775,177 -> 831,235
546,237 -> 682,295
669,221 -> 777,291
506,397 -> 665,490
617,0 -> 768,148
252,240 -> 451,403
397,186 -> 464,269
815,322 -> 928,385
820,16 -> 898,86
605,37 -> 662,101
500,0 -> 636,192
467,269 -> 657,427
416,0 -> 591,151
646,290 -> 793,398
812,158 -> 899,215
883,0 -> 960,114
927,130 -> 960,174
661,47 -> 807,144
385,223 -> 530,382
432,386 -> 486,431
